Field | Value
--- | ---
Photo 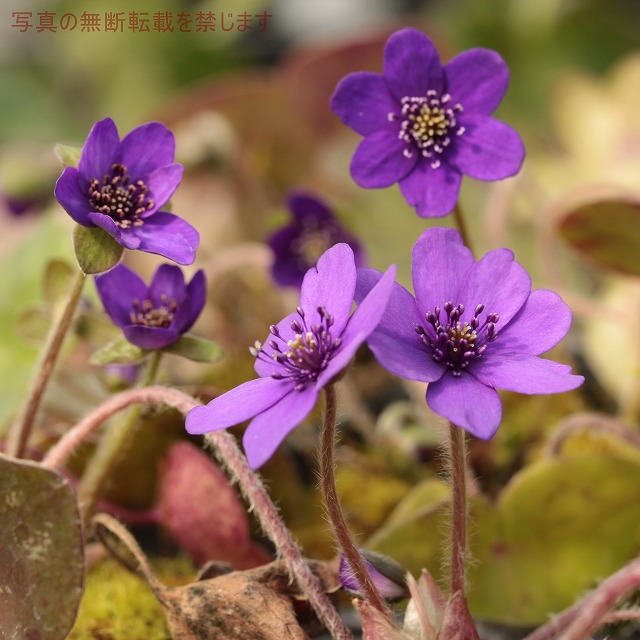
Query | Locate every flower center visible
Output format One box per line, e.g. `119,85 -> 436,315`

251,306 -> 342,391
389,91 -> 465,169
89,164 -> 155,229
292,227 -> 334,271
129,294 -> 178,329
415,302 -> 498,377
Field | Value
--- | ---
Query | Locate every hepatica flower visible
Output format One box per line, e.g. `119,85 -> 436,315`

95,263 -> 206,350
330,28 -> 525,217
356,228 -> 583,438
186,244 -> 395,469
55,118 -> 199,265
268,191 -> 365,288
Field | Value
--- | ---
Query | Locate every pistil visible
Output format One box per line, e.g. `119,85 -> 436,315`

416,302 -> 499,376
89,164 -> 155,229
389,90 -> 465,168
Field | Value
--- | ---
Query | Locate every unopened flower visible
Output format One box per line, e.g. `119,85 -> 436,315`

95,263 -> 206,350
330,28 -> 525,217
356,228 -> 583,438
186,243 -> 395,469
268,191 -> 365,288
55,118 -> 199,265
340,549 -> 408,602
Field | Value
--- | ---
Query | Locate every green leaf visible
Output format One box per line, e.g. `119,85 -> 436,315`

162,334 -> 223,363
369,454 -> 640,625
43,259 -> 75,310
14,305 -> 51,343
556,191 -> 640,276
73,225 -> 124,275
54,143 -> 82,168
90,336 -> 148,366
0,452 -> 84,639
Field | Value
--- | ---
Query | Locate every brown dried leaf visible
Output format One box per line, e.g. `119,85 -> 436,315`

94,513 -> 340,640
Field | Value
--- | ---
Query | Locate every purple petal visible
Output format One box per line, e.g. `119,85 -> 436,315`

287,191 -> 333,222
142,164 -> 184,214
242,387 -> 319,468
300,243 -> 356,338
318,264 -> 396,386
354,269 -> 443,382
350,129 -> 417,188
148,264 -> 187,306
426,374 -> 502,439
383,28 -> 444,100
472,354 -> 584,394
54,167 -> 91,224
330,72 -> 398,137
457,248 -> 531,330
181,270 -> 207,333
447,115 -> 525,180
123,325 -> 179,349
77,118 -> 120,180
88,213 -> 141,249
117,122 -> 176,177
411,227 -> 474,320
133,211 -> 200,265
398,162 -> 462,217
492,289 -> 573,356
94,263 -> 147,328
444,49 -> 509,115
185,377 -> 292,435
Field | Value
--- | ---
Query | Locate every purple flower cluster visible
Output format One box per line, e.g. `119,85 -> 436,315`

268,191 -> 365,288
95,263 -> 206,350
331,28 -> 525,217
186,244 -> 396,468
55,118 -> 199,265
355,228 -> 584,438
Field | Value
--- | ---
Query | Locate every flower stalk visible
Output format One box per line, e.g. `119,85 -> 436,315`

77,350 -> 162,525
320,384 -> 393,622
448,422 -> 468,597
7,268 -> 86,458
42,385 -> 354,640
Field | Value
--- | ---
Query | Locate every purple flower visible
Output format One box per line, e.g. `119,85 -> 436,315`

186,243 -> 396,469
55,118 -> 199,265
355,228 -> 583,439
268,191 -> 365,288
340,550 -> 408,602
330,28 -> 525,217
95,263 -> 206,350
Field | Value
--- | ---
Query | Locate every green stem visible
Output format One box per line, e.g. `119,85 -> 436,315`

452,203 -> 473,255
319,385 -> 393,621
449,422 -> 468,596
78,350 -> 162,527
7,268 -> 86,458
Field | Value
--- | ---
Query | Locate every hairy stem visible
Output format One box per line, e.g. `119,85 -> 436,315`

320,385 -> 392,621
449,422 -> 468,596
43,385 -> 354,640
7,268 -> 86,458
77,351 -> 162,526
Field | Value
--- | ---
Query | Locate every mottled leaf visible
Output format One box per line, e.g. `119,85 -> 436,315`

162,334 -> 223,363
73,224 -> 123,275
556,190 -> 640,276
0,452 -> 84,639
369,454 -> 640,625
